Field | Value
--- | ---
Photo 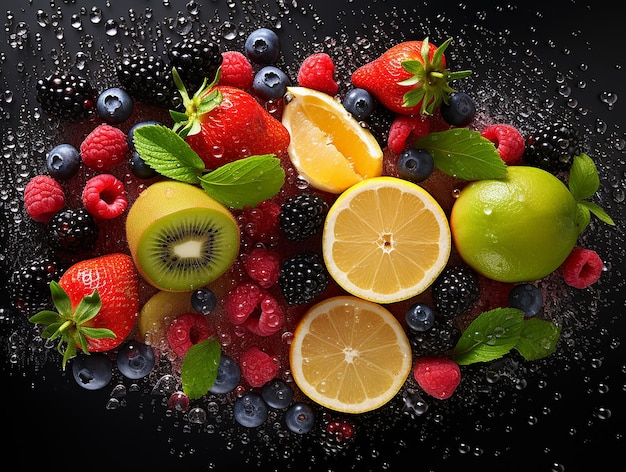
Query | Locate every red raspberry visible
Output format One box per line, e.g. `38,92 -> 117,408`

236,199 -> 281,246
297,53 -> 339,96
239,346 -> 279,387
219,51 -> 254,90
481,124 -> 525,165
80,123 -> 129,170
413,357 -> 461,400
224,282 -> 284,336
561,246 -> 604,289
387,115 -> 431,154
243,247 -> 280,288
81,173 -> 128,219
166,312 -> 213,358
24,175 -> 65,223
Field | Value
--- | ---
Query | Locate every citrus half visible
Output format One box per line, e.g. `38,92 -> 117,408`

281,86 -> 383,194
322,176 -> 451,303
450,165 -> 581,282
289,295 -> 412,414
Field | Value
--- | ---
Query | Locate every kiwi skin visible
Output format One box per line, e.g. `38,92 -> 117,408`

126,180 -> 240,292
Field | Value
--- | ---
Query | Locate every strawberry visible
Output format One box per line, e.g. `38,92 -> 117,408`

351,37 -> 471,115
413,356 -> 461,400
29,253 -> 139,369
170,68 -> 290,170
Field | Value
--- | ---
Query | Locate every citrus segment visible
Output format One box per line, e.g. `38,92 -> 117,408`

289,296 -> 412,414
322,176 -> 451,303
281,86 -> 383,193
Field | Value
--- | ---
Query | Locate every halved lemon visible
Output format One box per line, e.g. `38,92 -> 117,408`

281,86 -> 383,194
289,295 -> 412,414
322,176 -> 451,303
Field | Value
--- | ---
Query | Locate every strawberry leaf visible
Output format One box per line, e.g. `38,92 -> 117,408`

181,338 -> 221,400
80,327 -> 116,339
73,290 -> 101,324
49,280 -> 72,316
415,128 -> 507,180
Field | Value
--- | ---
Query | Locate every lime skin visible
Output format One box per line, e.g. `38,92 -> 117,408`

450,166 -> 581,283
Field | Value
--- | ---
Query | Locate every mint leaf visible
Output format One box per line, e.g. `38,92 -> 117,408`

133,124 -> 205,184
415,129 -> 507,180
514,318 -> 561,361
568,153 -> 599,200
200,154 -> 285,209
578,200 -> 615,226
451,308 -> 524,365
181,338 -> 221,401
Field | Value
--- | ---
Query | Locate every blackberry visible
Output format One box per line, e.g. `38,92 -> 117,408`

8,255 -> 64,315
524,120 -> 582,173
431,265 -> 480,319
48,208 -> 99,253
167,37 -> 222,92
408,317 -> 462,358
279,252 -> 328,305
117,51 -> 173,108
279,193 -> 329,242
36,71 -> 97,120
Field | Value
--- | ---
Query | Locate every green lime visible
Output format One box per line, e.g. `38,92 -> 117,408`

450,166 -> 581,283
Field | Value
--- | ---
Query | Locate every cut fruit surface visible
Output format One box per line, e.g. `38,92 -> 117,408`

322,176 -> 451,303
138,290 -> 195,344
281,86 -> 383,194
289,296 -> 412,414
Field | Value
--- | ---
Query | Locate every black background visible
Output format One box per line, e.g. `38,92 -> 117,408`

1,0 -> 625,470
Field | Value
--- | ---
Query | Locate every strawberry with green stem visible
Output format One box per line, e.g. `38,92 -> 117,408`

29,253 -> 139,369
351,37 -> 472,115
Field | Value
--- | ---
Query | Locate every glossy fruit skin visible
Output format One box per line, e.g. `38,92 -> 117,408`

405,302 -> 436,332
60,253 -> 139,352
129,151 -> 158,179
185,85 -> 290,170
343,88 -> 375,120
439,92 -> 475,127
127,120 -> 161,150
191,287 -> 217,315
261,378 -> 294,409
233,392 -> 269,428
72,352 -> 113,390
244,28 -> 280,64
508,283 -> 543,317
209,355 -> 241,394
396,148 -> 434,183
46,143 -> 81,180
285,402 -> 315,434
96,87 -> 134,124
116,340 -> 155,379
253,66 -> 290,100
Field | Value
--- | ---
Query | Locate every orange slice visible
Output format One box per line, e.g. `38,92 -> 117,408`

322,176 -> 451,303
281,86 -> 383,194
289,295 -> 412,414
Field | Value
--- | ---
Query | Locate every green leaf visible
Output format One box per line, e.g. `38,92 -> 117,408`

28,310 -> 62,325
578,200 -> 615,226
41,321 -> 64,339
568,153 -> 600,200
79,327 -> 116,339
576,203 -> 591,232
73,290 -> 102,324
133,124 -> 206,184
514,318 -> 561,361
199,154 -> 285,209
181,338 -> 221,400
49,280 -> 72,317
451,308 -> 524,365
415,129 -> 508,180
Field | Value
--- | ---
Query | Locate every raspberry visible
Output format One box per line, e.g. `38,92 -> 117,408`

297,53 -> 339,96
561,246 -> 604,289
24,175 -> 65,223
239,346 -> 279,388
224,282 -> 284,336
166,312 -> 212,358
243,247 -> 280,288
413,356 -> 461,400
481,124 -> 525,165
387,115 -> 431,155
219,51 -> 254,90
236,199 -> 281,247
80,124 -> 129,170
82,174 -> 128,219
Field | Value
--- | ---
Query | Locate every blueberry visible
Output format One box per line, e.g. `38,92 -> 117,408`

440,92 -> 476,127
129,150 -> 158,179
244,28 -> 280,64
284,402 -> 315,434
116,340 -> 155,379
253,66 -> 290,100
72,352 -> 112,390
127,120 -> 161,150
508,283 -> 543,317
46,143 -> 81,180
405,302 -> 436,332
191,287 -> 217,315
96,87 -> 134,124
261,378 -> 293,409
233,392 -> 268,427
209,355 -> 241,394
343,88 -> 376,120
397,148 -> 434,182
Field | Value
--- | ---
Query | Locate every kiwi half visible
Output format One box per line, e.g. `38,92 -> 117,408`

126,181 -> 240,291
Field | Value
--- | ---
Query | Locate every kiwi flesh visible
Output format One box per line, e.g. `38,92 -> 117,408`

126,181 -> 240,291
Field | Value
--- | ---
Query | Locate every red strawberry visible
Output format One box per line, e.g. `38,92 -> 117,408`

351,38 -> 471,115
28,253 -> 139,369
171,69 -> 290,170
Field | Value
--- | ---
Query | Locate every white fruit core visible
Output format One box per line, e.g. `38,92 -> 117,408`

173,240 -> 203,258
